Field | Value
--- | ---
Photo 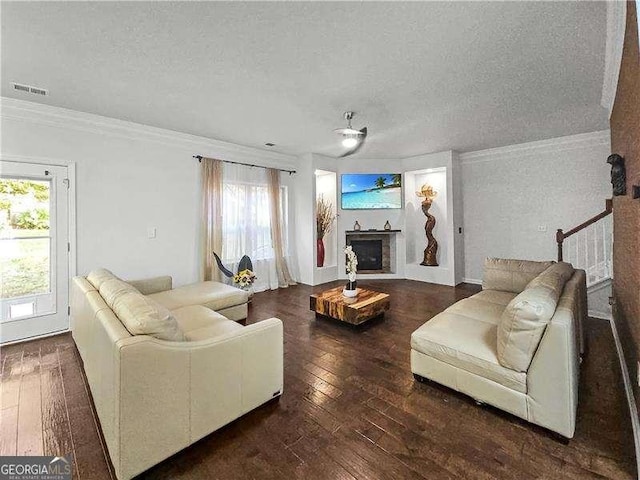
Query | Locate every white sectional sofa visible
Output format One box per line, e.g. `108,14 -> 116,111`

411,258 -> 587,438
71,269 -> 283,480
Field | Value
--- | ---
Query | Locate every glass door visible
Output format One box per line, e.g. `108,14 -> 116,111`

0,161 -> 69,343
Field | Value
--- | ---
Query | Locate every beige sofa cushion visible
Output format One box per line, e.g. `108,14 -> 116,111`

171,305 -> 230,332
171,305 -> 243,341
148,281 -> 249,312
100,278 -> 139,308
471,290 -> 518,307
497,262 -> 574,372
482,258 -> 555,294
87,268 -> 118,289
445,297 -> 511,326
126,276 -> 173,295
111,291 -> 185,341
411,312 -> 526,393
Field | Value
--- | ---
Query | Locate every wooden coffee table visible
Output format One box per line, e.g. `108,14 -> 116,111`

309,286 -> 390,325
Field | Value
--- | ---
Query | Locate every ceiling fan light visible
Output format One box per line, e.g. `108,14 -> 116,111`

342,136 -> 358,148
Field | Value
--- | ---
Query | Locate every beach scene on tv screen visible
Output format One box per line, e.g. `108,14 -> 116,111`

341,173 -> 402,209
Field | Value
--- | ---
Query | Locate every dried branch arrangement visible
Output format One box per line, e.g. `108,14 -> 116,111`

316,195 -> 336,240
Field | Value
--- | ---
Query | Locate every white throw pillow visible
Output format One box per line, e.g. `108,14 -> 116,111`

497,262 -> 574,372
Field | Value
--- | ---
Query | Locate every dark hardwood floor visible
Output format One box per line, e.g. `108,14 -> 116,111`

0,280 -> 636,479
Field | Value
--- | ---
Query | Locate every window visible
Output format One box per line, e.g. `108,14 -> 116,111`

221,181 -> 288,262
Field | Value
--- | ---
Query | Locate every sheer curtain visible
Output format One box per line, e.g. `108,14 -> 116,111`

267,168 -> 296,287
200,158 -> 223,281
219,163 -> 296,292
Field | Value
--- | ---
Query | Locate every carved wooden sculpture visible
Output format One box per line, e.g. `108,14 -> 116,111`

416,184 -> 438,266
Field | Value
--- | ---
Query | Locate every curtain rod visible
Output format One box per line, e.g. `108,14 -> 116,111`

193,155 -> 296,175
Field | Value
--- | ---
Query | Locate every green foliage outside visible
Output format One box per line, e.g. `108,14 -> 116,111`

0,179 -> 49,201
0,237 -> 49,298
0,179 -> 50,231
0,237 -> 50,299
12,208 -> 49,230
0,179 -> 51,299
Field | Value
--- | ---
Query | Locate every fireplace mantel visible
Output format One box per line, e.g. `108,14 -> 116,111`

345,229 -> 401,234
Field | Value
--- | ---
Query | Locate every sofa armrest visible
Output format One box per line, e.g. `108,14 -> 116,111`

126,275 -> 172,295
113,318 -> 283,478
188,317 -> 284,441
526,270 -> 584,438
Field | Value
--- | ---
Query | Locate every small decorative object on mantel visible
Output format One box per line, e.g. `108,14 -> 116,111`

607,154 -> 626,196
316,195 -> 336,267
416,184 -> 439,266
354,220 -> 361,231
384,220 -> 391,230
213,252 -> 256,298
343,245 -> 358,297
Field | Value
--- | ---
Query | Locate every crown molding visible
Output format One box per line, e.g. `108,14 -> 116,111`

459,130 -> 610,165
601,1 -> 627,118
0,97 -> 298,169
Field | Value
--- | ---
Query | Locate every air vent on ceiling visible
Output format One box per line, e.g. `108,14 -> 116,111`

12,82 -> 48,96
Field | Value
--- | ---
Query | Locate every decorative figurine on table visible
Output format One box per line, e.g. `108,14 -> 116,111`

213,252 -> 256,294
343,245 -> 358,297
416,184 -> 439,266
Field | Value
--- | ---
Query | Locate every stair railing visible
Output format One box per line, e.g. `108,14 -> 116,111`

556,199 -> 613,285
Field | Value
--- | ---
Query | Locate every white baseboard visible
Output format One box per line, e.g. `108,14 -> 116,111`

607,317 -> 640,476
462,277 -> 482,285
588,277 -> 612,293
588,309 -> 613,321
1,328 -> 70,346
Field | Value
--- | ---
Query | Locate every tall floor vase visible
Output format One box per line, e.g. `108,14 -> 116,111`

317,238 -> 325,267
420,198 -> 438,266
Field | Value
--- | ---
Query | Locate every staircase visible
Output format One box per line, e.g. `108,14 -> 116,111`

556,199 -> 613,318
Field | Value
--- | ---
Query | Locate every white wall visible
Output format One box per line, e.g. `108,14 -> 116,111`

335,157 -> 406,280
0,98 -> 297,287
460,130 -> 611,282
7,97 -> 610,291
402,151 -> 464,286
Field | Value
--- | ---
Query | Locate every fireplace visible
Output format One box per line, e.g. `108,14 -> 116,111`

345,232 -> 393,273
350,240 -> 383,270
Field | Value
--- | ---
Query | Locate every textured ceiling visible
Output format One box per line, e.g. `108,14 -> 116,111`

1,1 -> 609,158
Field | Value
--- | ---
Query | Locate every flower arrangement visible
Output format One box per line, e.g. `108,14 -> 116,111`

316,195 -> 336,240
344,245 -> 358,292
233,269 -> 256,288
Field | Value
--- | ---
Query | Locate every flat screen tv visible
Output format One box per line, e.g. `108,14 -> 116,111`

341,173 -> 402,210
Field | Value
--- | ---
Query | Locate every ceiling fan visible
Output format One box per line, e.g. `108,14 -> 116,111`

334,111 -> 367,157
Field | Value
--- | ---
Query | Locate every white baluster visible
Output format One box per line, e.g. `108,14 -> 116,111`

584,229 -> 588,279
593,225 -> 598,281
602,218 -> 609,277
